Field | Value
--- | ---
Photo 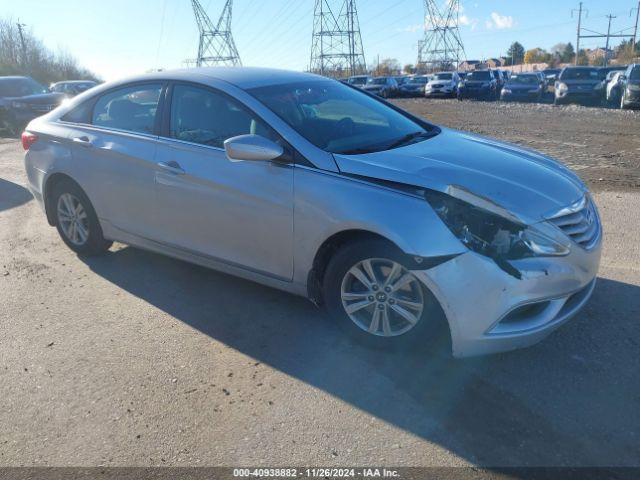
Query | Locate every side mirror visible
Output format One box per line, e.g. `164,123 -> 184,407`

224,134 -> 284,162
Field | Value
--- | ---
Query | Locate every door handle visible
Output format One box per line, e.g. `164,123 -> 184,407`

157,161 -> 185,175
72,136 -> 93,148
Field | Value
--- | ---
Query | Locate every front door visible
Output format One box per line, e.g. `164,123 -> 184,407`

153,83 -> 294,280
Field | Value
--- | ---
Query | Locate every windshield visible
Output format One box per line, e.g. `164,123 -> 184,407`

0,77 -> 48,97
248,80 -> 436,155
409,77 -> 428,85
560,68 -> 598,80
433,73 -> 453,80
466,71 -> 490,81
508,75 -> 539,85
368,78 -> 387,85
349,77 -> 368,86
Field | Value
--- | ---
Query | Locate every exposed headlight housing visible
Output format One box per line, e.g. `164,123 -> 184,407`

502,88 -> 512,94
425,189 -> 569,270
556,82 -> 568,93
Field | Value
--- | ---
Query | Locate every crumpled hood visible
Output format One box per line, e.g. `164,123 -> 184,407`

333,127 -> 587,225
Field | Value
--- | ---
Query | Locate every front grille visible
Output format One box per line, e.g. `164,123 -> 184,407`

31,104 -> 56,113
548,195 -> 599,249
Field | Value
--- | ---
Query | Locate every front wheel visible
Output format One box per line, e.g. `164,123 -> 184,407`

52,179 -> 112,255
323,239 -> 448,351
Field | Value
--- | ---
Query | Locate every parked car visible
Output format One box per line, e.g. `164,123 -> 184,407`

346,75 -> 370,88
0,76 -> 65,136
362,76 -> 399,98
619,63 -> 640,109
395,76 -> 410,86
457,72 -> 467,80
554,67 -> 602,106
500,73 -> 546,103
398,75 -> 429,97
605,71 -> 625,105
425,71 -> 460,98
542,68 -> 561,88
50,80 -> 98,97
598,65 -> 627,82
22,67 -> 601,357
492,69 -> 506,93
457,70 -> 497,100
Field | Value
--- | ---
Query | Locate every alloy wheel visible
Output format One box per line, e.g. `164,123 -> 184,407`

340,258 -> 425,337
57,193 -> 89,246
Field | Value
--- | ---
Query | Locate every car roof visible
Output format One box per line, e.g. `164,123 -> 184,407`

109,67 -> 327,90
53,80 -> 96,85
0,76 -> 32,81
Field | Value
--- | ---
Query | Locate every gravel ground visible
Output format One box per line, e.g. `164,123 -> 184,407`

394,98 -> 640,192
0,100 -> 639,468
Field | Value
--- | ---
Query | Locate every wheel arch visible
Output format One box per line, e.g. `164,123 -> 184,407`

43,172 -> 83,226
306,229 -> 409,304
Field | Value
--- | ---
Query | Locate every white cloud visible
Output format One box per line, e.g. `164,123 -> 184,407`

485,12 -> 515,30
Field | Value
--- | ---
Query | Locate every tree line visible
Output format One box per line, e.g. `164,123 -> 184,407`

0,18 -> 99,86
506,39 -> 640,67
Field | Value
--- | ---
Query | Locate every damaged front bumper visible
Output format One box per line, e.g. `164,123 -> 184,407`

413,235 -> 601,357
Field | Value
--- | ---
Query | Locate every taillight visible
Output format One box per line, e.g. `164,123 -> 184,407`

21,131 -> 38,151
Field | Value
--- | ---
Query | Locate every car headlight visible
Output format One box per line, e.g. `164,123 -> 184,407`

481,82 -> 490,88
556,82 -> 568,93
594,81 -> 605,90
425,189 -> 570,263
11,101 -> 28,109
502,88 -> 512,94
628,83 -> 640,91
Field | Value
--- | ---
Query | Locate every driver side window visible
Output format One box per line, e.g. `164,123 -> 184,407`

169,84 -> 275,148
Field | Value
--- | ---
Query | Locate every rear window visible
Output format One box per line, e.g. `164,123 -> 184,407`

466,71 -> 491,81
560,68 -> 598,80
629,67 -> 640,80
91,84 -> 162,134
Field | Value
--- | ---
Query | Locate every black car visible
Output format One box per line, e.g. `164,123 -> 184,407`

619,64 -> 640,109
500,73 -> 546,103
554,67 -> 602,106
457,70 -> 497,101
398,76 -> 428,97
50,80 -> 97,97
492,69 -> 505,93
0,76 -> 65,136
362,77 -> 399,98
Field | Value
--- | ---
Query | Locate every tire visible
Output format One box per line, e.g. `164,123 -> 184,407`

51,178 -> 112,255
323,239 -> 449,352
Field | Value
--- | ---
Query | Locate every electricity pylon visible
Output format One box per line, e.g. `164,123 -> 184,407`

417,0 -> 466,72
310,0 -> 366,78
190,0 -> 241,67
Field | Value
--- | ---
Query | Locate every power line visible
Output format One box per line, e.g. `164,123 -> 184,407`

310,0 -> 366,77
188,0 -> 241,67
416,0 -> 466,73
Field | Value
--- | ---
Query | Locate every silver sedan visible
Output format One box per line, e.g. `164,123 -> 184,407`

22,67 -> 601,357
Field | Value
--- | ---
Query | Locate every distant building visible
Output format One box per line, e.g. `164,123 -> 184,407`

485,58 -> 503,69
586,48 -> 615,62
459,60 -> 481,71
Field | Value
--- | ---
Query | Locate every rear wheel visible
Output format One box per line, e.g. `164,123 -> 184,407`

52,179 -> 112,255
323,239 -> 448,351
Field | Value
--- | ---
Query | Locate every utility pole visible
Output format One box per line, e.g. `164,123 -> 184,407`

310,0 -> 366,78
187,0 -> 241,67
417,0 -> 466,73
604,14 -> 615,67
572,3 -> 585,65
16,21 -> 27,66
632,1 -> 640,55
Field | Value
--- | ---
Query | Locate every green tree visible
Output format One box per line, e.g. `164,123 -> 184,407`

562,43 -> 575,63
506,41 -> 525,65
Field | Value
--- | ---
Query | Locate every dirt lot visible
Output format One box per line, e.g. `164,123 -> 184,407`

1,101 -> 639,468
395,98 -> 640,191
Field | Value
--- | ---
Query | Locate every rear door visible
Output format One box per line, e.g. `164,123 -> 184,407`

153,82 -> 294,280
63,82 -> 164,239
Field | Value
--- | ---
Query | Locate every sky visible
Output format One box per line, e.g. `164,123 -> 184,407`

1,0 -> 639,81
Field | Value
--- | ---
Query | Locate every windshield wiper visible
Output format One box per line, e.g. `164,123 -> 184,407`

386,131 -> 431,150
